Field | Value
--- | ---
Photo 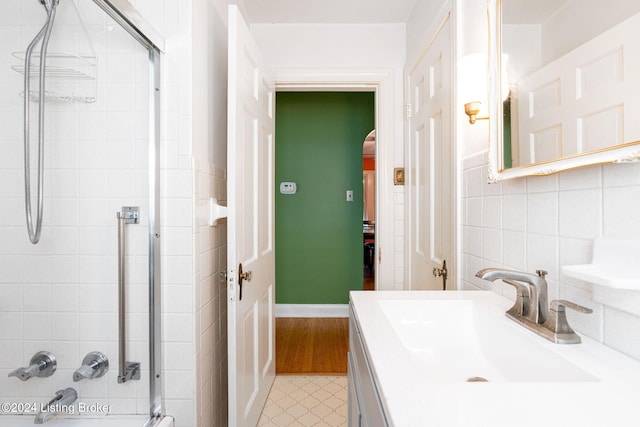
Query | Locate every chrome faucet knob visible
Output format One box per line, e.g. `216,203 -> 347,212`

8,351 -> 56,381
543,300 -> 593,344
73,351 -> 109,382
550,299 -> 593,314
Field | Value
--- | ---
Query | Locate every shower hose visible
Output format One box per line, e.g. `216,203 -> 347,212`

23,0 -> 59,244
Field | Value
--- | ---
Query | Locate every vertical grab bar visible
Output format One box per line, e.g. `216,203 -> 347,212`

117,207 -> 141,383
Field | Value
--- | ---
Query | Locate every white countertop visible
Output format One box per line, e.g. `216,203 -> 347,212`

350,290 -> 640,427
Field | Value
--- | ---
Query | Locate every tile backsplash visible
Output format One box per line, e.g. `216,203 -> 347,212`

462,151 -> 640,361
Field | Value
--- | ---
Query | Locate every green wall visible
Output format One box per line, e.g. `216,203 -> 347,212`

275,92 -> 375,304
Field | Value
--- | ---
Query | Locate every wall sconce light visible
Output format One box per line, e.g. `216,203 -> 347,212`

461,53 -> 509,125
460,53 -> 489,126
464,101 -> 488,124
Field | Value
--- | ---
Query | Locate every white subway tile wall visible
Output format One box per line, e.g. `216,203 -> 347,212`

462,151 -> 640,361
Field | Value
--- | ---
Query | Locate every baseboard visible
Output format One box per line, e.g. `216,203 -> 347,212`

275,304 -> 349,318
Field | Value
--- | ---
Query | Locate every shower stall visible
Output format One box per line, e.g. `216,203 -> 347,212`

0,0 -> 167,425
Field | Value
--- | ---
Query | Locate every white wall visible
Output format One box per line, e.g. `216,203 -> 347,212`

405,0 -> 449,66
542,0 -> 640,65
458,0 -> 640,361
251,23 -> 404,69
455,0 -> 491,158
191,1 -> 229,425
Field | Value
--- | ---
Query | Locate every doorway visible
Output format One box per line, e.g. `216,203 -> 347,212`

274,91 -> 375,307
362,130 -> 376,290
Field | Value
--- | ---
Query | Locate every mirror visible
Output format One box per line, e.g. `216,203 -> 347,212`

488,0 -> 640,181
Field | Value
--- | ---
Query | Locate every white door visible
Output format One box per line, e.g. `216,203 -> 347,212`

227,5 -> 276,426
406,18 -> 453,291
515,15 -> 640,166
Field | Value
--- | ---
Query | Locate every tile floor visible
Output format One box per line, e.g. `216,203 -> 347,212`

258,376 -> 348,427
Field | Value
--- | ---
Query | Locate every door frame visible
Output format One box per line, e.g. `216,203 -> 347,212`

274,69 -> 397,290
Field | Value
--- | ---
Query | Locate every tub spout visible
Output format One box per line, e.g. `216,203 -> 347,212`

34,387 -> 77,424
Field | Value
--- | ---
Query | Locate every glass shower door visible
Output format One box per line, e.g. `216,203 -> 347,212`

0,0 -> 157,422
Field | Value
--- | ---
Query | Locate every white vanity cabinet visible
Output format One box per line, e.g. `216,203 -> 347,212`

348,303 -> 389,427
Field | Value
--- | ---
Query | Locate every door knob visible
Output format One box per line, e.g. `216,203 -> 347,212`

238,263 -> 253,300
239,269 -> 252,282
432,260 -> 448,290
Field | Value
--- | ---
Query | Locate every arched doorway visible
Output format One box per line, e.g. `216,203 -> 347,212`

363,130 -> 376,290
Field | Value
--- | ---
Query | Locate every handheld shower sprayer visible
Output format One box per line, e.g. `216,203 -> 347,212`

23,0 -> 60,244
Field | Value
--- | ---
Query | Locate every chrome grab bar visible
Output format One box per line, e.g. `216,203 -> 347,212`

117,207 -> 141,383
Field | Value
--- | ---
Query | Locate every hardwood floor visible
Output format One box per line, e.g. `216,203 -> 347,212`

275,266 -> 370,375
276,317 -> 349,375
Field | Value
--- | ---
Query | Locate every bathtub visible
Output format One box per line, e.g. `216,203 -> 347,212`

0,415 -> 174,427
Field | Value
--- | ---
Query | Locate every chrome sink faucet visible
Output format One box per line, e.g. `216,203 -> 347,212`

476,268 -> 592,344
476,268 -> 549,324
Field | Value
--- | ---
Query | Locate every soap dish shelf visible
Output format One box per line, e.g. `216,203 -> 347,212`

562,264 -> 640,290
561,238 -> 640,291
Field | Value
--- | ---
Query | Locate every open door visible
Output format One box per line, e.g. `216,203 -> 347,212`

227,5 -> 276,426
407,18 -> 452,291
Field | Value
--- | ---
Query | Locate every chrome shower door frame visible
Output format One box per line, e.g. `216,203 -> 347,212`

90,0 -> 165,422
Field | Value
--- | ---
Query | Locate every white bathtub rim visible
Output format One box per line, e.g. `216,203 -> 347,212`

0,415 -> 174,426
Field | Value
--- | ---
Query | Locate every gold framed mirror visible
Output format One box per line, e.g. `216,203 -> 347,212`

488,0 -> 640,181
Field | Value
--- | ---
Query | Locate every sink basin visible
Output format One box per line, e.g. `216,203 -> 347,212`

350,290 -> 640,427
378,297 -> 597,383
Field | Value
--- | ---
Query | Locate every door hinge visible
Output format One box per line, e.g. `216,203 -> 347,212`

228,269 -> 235,301
405,103 -> 413,120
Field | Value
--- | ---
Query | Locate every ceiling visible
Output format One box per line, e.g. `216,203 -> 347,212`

242,0 -> 572,26
242,0 -> 417,24
503,0 -> 571,24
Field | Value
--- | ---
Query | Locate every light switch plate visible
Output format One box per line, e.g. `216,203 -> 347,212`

394,167 -> 405,185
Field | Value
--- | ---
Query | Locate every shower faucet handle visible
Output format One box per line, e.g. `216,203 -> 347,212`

73,352 -> 109,382
9,351 -> 56,381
